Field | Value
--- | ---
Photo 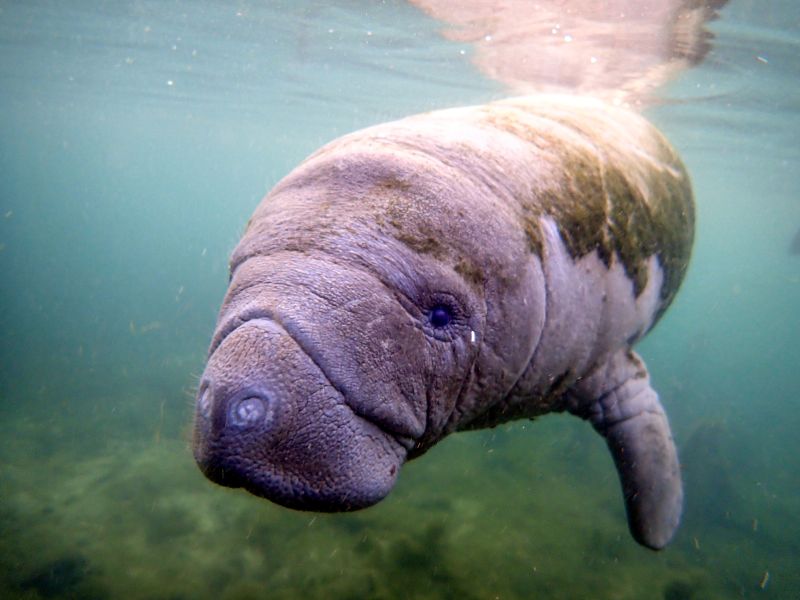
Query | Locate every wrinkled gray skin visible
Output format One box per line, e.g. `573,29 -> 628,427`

194,95 -> 693,550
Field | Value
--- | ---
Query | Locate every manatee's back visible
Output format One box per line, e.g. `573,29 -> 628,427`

485,96 -> 695,314
296,95 -> 694,320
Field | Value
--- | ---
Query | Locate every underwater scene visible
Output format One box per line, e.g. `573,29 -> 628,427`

1,1 -> 799,598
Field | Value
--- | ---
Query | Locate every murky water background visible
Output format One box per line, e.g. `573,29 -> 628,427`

1,1 -> 798,598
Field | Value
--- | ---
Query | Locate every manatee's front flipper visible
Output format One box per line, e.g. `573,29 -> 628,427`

566,350 -> 683,550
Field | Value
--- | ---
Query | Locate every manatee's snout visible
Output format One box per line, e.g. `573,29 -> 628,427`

193,318 -> 407,511
194,383 -> 277,489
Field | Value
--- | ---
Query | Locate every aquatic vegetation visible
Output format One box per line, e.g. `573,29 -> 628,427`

20,556 -> 92,599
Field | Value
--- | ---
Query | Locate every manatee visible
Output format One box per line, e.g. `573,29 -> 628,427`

193,94 -> 694,550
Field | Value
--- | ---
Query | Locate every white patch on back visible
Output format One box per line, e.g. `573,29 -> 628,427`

520,217 -> 664,396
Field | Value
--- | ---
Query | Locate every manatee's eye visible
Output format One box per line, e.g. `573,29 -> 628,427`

429,304 -> 453,328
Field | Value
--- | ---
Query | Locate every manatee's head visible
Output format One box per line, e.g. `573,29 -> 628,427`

192,128 -> 544,511
192,246 -> 490,511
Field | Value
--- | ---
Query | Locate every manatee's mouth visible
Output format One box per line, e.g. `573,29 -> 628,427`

195,313 -> 411,512
208,307 -> 416,450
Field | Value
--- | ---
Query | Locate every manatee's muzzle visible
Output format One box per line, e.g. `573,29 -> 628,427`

193,318 -> 407,511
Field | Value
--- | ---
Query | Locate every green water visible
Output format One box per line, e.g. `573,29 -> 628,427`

1,1 -> 799,598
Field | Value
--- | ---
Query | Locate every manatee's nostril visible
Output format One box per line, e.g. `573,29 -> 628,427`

229,396 -> 269,428
198,386 -> 212,419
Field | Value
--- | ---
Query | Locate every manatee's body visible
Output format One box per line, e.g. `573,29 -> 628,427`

193,95 -> 694,550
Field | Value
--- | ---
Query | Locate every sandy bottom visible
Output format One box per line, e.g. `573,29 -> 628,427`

0,369 -> 794,600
